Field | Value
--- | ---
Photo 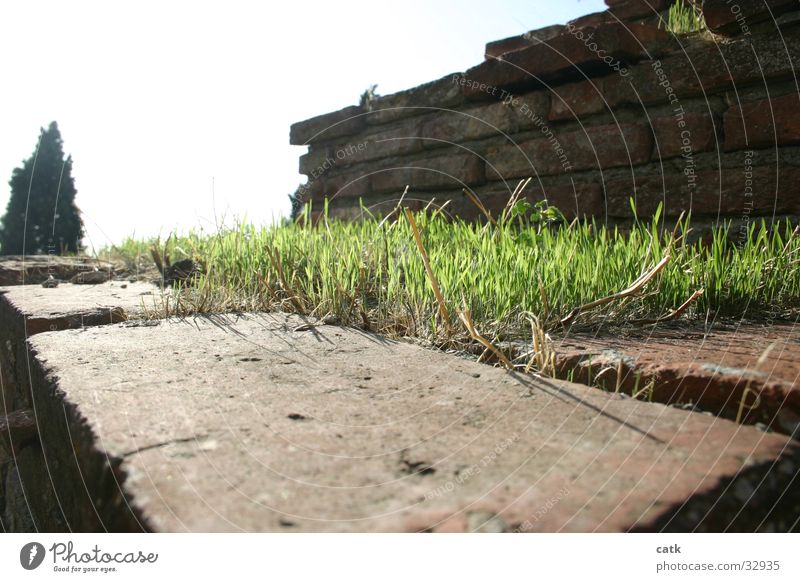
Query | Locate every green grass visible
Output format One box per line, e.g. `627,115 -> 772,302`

103,197 -> 800,355
661,0 -> 705,35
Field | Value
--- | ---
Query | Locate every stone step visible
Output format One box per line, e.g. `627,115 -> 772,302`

552,323 -> 800,437
0,255 -> 121,286
7,313 -> 799,532
0,282 -> 162,415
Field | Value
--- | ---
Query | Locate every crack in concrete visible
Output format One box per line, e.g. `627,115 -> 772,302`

119,432 -> 216,458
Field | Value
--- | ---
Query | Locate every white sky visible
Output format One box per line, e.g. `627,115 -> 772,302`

0,0 -> 606,250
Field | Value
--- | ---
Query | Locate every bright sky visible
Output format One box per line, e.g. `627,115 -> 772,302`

0,0 -> 606,250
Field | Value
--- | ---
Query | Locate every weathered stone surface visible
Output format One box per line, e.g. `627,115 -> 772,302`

0,409 -> 37,456
605,164 -> 800,217
0,256 -> 118,286
724,93 -> 800,152
0,281 -> 156,337
369,152 -> 485,194
365,74 -> 465,126
553,323 -> 800,436
484,26 -> 566,60
16,314 -> 800,532
487,123 -> 652,180
0,282 -> 159,415
289,105 -> 365,146
651,111 -> 718,160
464,23 -> 675,99
703,0 -> 799,35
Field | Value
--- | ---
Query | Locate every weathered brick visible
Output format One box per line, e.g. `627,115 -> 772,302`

703,0 -> 798,35
606,0 -> 671,20
651,112 -> 718,160
484,26 -> 565,59
365,74 -> 465,126
418,91 -> 549,148
724,93 -> 800,152
369,152 -> 485,194
483,181 -> 604,219
487,123 -> 652,180
299,147 -> 334,177
549,74 -> 635,121
464,23 -> 675,99
290,105 -> 365,145
605,164 -> 800,217
316,169 -> 373,202
534,181 -> 605,219
634,26 -> 800,105
568,11 -> 614,30
300,118 -> 425,175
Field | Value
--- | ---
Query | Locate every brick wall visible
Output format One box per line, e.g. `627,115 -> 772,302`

290,0 -> 800,229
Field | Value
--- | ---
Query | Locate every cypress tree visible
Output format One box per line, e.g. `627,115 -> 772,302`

0,122 -> 84,255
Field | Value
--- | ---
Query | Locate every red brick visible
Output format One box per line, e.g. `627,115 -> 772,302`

290,105 -> 365,145
567,11 -> 614,29
365,74 -> 464,125
532,182 -> 605,219
724,93 -> 800,152
703,0 -> 798,35
555,323 -> 800,432
324,170 -> 372,201
549,74 -> 635,121
419,102 -> 520,147
635,26 -> 800,104
606,0 -> 671,20
651,111 -> 718,160
605,164 -> 800,217
484,26 -> 565,59
419,91 -> 549,147
369,152 -> 485,194
463,23 -> 675,99
487,123 -> 652,180
300,118 -> 425,175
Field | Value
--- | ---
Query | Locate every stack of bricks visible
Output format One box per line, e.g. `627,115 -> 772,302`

290,0 -> 800,228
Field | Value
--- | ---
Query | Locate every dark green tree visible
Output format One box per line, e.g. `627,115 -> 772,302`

0,122 -> 84,255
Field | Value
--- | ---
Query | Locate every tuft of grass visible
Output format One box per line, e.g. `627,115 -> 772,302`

661,0 -> 705,34
101,196 -> 800,374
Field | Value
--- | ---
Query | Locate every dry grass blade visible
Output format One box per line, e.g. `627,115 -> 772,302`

736,386 -> 762,424
266,246 -> 305,312
632,288 -> 704,325
404,207 -> 452,334
458,301 -> 513,369
523,313 -> 555,376
462,188 -> 497,226
560,254 -> 671,325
